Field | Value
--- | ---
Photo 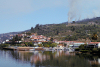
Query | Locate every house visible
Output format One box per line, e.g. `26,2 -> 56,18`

87,42 -> 100,48
33,41 -> 42,46
53,39 -> 59,44
58,41 -> 85,48
57,44 -> 64,50
73,41 -> 85,48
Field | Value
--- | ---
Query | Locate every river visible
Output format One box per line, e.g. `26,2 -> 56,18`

0,49 -> 100,67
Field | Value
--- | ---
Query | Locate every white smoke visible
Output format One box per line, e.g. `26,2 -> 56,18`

68,0 -> 100,22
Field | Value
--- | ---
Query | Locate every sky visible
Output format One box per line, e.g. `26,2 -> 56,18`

0,0 -> 100,34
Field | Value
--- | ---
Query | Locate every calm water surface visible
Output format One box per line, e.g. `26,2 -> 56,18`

0,49 -> 100,67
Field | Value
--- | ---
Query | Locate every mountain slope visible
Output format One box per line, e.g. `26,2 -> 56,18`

30,17 -> 100,41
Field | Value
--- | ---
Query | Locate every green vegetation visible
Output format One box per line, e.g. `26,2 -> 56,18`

92,33 -> 98,40
24,42 -> 34,47
9,35 -> 21,45
29,22 -> 100,41
0,44 -> 9,48
76,44 -> 100,54
42,42 -> 58,47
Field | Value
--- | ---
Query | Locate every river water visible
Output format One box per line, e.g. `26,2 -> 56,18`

0,49 -> 100,67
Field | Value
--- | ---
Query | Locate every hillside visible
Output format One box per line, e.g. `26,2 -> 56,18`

30,17 -> 100,41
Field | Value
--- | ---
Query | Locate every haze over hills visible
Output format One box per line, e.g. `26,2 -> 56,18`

0,17 -> 100,43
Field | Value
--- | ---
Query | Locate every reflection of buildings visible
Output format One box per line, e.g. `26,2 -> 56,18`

30,53 -> 48,64
17,51 -> 76,65
65,51 -> 75,56
78,54 -> 100,65
88,58 -> 100,65
30,51 -> 75,64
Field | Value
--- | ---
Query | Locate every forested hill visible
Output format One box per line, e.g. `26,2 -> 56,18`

30,17 -> 100,41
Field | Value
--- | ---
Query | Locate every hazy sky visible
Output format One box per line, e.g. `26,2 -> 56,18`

0,0 -> 100,34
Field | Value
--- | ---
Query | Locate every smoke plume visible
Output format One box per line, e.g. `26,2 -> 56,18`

68,0 -> 100,22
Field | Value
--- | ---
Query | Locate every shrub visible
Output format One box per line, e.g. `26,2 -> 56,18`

93,48 -> 98,51
0,44 -> 9,48
38,44 -> 43,47
79,45 -> 84,50
75,48 -> 80,51
80,50 -> 89,53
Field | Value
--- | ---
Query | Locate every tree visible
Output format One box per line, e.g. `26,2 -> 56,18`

38,44 -> 43,47
64,43 -> 67,47
28,42 -> 33,46
71,26 -> 75,31
11,36 -> 16,45
35,24 -> 40,29
51,43 -> 57,47
26,32 -> 31,35
72,21 -> 75,24
56,31 -> 59,35
92,33 -> 98,40
15,35 -> 19,41
31,27 -> 34,32
79,45 -> 84,50
50,38 -> 53,42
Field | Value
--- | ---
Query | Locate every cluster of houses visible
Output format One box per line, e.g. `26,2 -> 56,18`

4,33 -> 51,46
57,41 -> 100,49
2,32 -> 100,49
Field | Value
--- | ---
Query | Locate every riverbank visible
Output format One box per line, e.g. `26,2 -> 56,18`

75,47 -> 100,55
2,47 -> 44,51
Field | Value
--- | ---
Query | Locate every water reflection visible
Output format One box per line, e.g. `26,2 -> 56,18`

76,54 -> 100,67
1,50 -> 100,67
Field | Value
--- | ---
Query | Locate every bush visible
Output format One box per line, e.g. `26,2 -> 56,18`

24,42 -> 34,47
79,45 -> 84,50
80,50 -> 89,53
75,48 -> 80,51
43,42 -> 58,47
93,48 -> 98,51
38,44 -> 43,47
0,44 -> 9,48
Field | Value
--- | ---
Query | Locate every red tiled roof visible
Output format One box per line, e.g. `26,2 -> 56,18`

74,42 -> 84,43
88,42 -> 100,44
58,41 -> 84,43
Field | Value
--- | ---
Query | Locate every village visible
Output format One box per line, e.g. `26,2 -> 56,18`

1,32 -> 100,52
